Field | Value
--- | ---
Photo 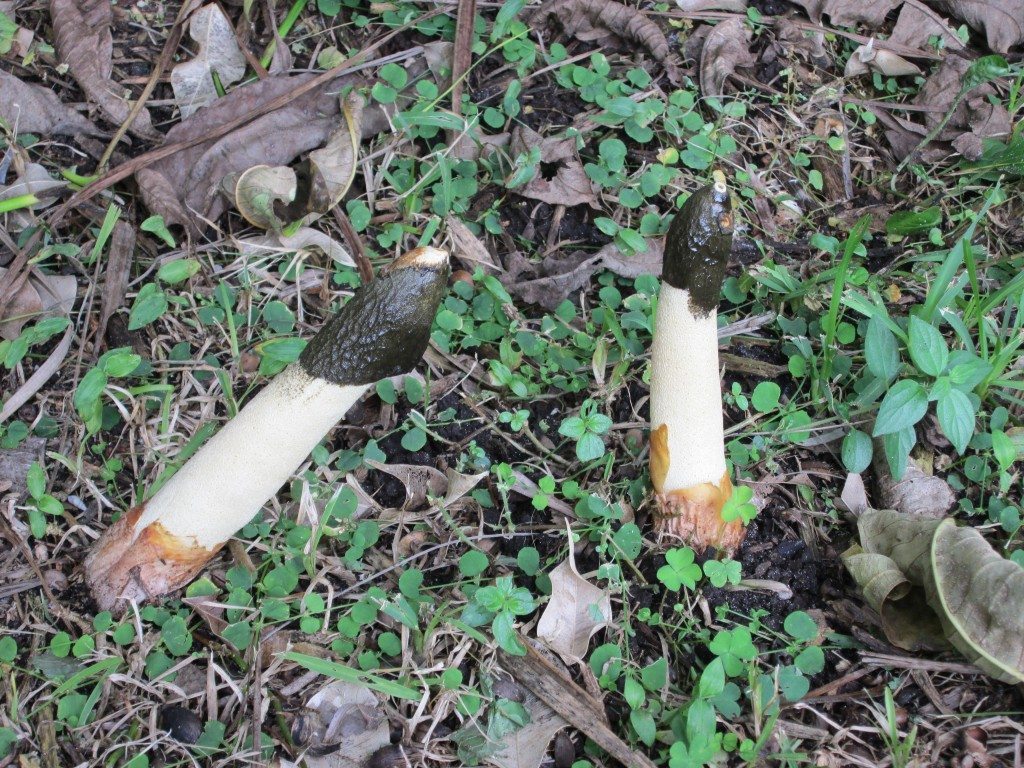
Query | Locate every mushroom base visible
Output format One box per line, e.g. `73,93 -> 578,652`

84,503 -> 218,610
653,472 -> 746,555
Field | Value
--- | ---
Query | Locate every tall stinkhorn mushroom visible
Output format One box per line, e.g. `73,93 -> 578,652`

649,178 -> 744,554
85,246 -> 449,609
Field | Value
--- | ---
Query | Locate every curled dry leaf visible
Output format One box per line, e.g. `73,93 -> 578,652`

927,0 -> 1024,53
537,556 -> 611,662
510,125 -> 597,208
0,267 -> 76,340
49,0 -> 159,139
699,18 -> 756,98
845,509 -> 1024,684
531,0 -> 681,85
0,70 -> 101,136
1,162 -> 66,232
171,4 -> 247,118
788,0 -> 900,27
308,91 -> 364,214
295,680 -> 391,768
232,164 -> 297,231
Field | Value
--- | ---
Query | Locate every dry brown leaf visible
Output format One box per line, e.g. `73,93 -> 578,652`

775,19 -> 828,61
872,447 -> 955,518
0,267 -> 76,340
50,0 -> 159,139
365,459 -> 447,510
927,0 -> 1024,52
137,73 -> 355,231
97,221 -> 135,344
788,0 -> 901,27
171,4 -> 247,118
445,215 -> 501,272
503,249 -> 602,310
0,436 -> 45,499
511,471 -> 575,518
594,238 -> 664,278
232,164 -> 297,231
0,70 -> 101,136
531,0 -> 681,85
884,55 -> 1011,162
0,162 -> 66,221
839,472 -> 870,515
536,556 -> 611,662
487,691 -> 567,768
699,18 -> 756,98
510,125 -> 597,208
297,680 -> 391,768
889,3 -> 964,50
442,468 -> 487,507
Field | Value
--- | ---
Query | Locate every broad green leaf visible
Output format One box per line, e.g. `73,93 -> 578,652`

907,316 -> 949,377
841,429 -> 872,473
157,258 -> 200,284
873,379 -> 927,436
865,316 -> 899,382
128,283 -> 168,330
885,207 -> 941,236
936,388 -> 975,454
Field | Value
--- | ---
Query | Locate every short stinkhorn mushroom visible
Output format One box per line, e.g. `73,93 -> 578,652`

649,178 -> 744,554
85,246 -> 449,609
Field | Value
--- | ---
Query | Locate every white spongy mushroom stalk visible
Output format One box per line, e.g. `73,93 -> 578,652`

650,284 -> 727,491
134,364 -> 367,549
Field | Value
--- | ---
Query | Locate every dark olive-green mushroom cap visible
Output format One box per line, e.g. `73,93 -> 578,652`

299,247 -> 449,385
662,181 -> 733,316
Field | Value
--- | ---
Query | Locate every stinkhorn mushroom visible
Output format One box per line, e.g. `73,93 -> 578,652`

85,246 -> 449,609
649,178 -> 744,554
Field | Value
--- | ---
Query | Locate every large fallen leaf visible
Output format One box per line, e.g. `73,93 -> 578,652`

537,556 -> 611,662
889,3 -> 964,50
530,0 -> 680,85
788,0 -> 900,27
699,17 -> 756,98
927,0 -> 1024,53
0,267 -> 76,340
49,0 -> 159,139
295,679 -> 391,768
137,73 -> 355,231
846,509 -> 1024,683
0,70 -> 101,136
510,125 -> 596,208
171,4 -> 247,118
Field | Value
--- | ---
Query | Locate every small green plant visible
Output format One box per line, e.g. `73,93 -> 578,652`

463,575 -> 536,655
558,399 -> 613,462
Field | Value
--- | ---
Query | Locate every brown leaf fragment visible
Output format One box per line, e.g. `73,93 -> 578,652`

676,0 -> 748,11
97,221 -> 135,344
488,690 -> 567,768
927,0 -> 1024,52
699,18 -> 756,98
446,215 -> 501,272
788,0 -> 901,27
234,224 -> 355,267
295,680 -> 391,768
0,267 -> 76,340
0,436 -> 45,499
594,238 -> 664,278
365,459 -> 447,510
50,0 -> 159,139
503,249 -> 601,311
531,0 -> 681,85
510,125 -> 597,207
774,19 -> 828,62
0,70 -> 102,136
